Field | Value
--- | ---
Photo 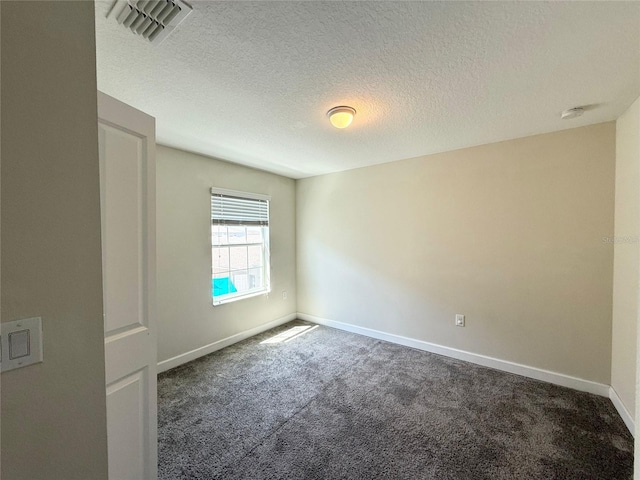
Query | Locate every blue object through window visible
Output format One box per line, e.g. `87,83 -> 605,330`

212,277 -> 237,297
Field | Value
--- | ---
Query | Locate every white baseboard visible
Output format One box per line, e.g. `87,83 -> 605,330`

297,313 -> 610,398
157,313 -> 297,373
609,386 -> 635,437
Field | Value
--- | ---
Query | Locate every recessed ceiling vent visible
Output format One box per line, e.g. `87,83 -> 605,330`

115,0 -> 192,44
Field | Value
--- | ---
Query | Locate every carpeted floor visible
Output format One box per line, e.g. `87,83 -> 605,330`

158,321 -> 634,479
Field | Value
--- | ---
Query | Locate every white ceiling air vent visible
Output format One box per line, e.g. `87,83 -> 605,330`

115,0 -> 192,44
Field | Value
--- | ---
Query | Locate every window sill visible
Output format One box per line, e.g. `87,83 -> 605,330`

212,288 -> 270,306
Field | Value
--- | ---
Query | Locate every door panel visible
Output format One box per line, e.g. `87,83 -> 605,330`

101,124 -> 147,334
106,370 -> 148,480
98,91 -> 157,480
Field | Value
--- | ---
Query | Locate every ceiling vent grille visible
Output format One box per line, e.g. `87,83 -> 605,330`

116,0 -> 192,44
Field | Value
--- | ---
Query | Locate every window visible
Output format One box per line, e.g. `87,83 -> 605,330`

211,188 -> 270,305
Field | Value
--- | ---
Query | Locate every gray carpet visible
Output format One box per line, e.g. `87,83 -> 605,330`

158,321 -> 634,479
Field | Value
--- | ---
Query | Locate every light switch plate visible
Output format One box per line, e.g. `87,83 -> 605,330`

1,316 -> 43,372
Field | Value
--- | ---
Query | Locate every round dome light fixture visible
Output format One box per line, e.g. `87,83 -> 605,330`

327,106 -> 356,129
561,107 -> 585,120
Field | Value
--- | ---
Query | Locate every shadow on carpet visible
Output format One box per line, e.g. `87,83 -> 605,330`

158,321 -> 633,479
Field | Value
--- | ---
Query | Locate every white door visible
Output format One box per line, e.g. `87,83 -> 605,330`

98,91 -> 157,480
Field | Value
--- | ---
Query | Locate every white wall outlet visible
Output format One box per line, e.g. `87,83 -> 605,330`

455,314 -> 465,327
282,290 -> 287,300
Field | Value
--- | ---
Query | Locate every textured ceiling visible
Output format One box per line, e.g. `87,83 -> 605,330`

95,1 -> 640,179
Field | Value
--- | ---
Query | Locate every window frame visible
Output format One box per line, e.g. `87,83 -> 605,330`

211,187 -> 271,306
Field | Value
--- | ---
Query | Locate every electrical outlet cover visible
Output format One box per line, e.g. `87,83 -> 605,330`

1,316 -> 43,372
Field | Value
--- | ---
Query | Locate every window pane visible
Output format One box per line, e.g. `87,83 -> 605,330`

228,226 -> 247,244
230,270 -> 250,292
212,225 -> 228,245
247,267 -> 263,289
212,246 -> 230,274
213,272 -> 237,297
247,227 -> 263,244
229,246 -> 248,271
247,245 -> 263,268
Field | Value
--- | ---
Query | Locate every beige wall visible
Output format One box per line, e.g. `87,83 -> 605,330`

297,123 -> 616,384
1,2 -> 108,480
612,97 -> 640,420
156,146 -> 296,363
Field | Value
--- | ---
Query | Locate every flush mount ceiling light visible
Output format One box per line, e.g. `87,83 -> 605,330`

327,106 -> 356,129
561,107 -> 585,120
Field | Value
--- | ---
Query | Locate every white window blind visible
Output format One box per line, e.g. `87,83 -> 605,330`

211,189 -> 269,226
